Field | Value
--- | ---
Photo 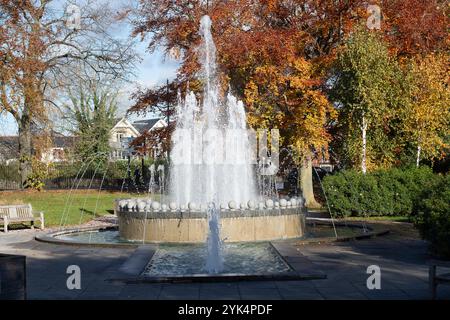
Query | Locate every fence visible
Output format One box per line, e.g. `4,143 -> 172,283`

0,160 -> 166,191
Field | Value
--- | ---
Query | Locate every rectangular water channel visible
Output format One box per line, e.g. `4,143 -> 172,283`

143,242 -> 291,277
108,242 -> 327,283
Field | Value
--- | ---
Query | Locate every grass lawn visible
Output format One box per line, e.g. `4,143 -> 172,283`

0,190 -> 159,227
344,216 -> 411,223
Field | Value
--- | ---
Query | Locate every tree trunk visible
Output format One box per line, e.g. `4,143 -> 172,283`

416,145 -> 421,167
300,155 -> 321,209
18,106 -> 32,188
361,116 -> 367,174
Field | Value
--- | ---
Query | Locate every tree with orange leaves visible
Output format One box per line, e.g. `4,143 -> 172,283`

0,0 -> 135,187
382,0 -> 449,57
130,0 -> 366,206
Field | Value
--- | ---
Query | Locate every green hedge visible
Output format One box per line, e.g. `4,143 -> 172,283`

414,174 -> 450,259
322,166 -> 441,217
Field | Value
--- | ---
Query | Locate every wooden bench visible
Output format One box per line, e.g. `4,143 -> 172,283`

0,204 -> 45,233
428,259 -> 450,300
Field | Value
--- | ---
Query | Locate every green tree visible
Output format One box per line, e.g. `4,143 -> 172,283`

67,83 -> 117,162
329,27 -> 404,173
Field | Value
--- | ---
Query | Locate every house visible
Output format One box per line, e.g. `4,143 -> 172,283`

39,135 -> 76,163
0,134 -> 76,164
0,117 -> 167,163
109,117 -> 167,160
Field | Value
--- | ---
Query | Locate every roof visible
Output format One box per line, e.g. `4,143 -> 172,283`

132,119 -> 162,134
0,134 -> 76,160
52,135 -> 76,148
110,117 -> 141,137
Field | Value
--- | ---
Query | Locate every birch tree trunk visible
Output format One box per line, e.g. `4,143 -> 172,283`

361,115 -> 368,174
416,145 -> 421,167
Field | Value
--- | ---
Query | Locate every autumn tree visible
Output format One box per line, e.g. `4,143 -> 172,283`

382,0 -> 449,57
128,80 -> 180,156
130,0 -> 367,206
0,0 -> 135,187
243,51 -> 335,207
329,27 -> 406,173
402,54 -> 450,167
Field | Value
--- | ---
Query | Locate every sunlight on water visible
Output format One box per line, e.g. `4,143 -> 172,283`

143,242 -> 291,276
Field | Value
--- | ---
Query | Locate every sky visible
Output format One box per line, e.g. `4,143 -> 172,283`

0,1 -> 180,136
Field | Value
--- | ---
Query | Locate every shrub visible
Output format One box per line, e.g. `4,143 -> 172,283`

0,161 -> 20,183
322,166 -> 441,218
389,166 -> 440,208
24,158 -> 54,191
414,174 -> 450,259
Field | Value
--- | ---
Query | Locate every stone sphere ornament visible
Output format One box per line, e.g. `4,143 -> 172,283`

228,201 -> 237,210
151,201 -> 161,211
274,201 -> 280,208
286,201 -> 292,207
180,204 -> 187,212
280,199 -> 287,207
258,202 -> 265,210
247,200 -> 256,209
137,201 -> 146,212
290,198 -> 297,207
240,202 -> 247,210
169,202 -> 177,211
161,204 -> 168,212
118,200 -> 127,210
265,199 -> 274,208
127,200 -> 136,212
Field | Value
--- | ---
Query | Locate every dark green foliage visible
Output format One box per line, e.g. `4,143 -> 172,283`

322,166 -> 441,217
414,175 -> 450,259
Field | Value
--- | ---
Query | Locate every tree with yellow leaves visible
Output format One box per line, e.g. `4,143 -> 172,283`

403,54 -> 450,167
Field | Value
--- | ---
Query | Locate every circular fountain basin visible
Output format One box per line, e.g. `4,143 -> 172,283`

117,207 -> 307,243
35,220 -> 389,246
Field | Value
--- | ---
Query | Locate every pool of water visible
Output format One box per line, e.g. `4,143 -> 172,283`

143,242 -> 291,276
54,222 -> 369,245
55,229 -> 130,244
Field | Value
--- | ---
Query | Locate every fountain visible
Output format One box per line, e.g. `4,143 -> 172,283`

32,14 -> 389,281
115,15 -> 307,245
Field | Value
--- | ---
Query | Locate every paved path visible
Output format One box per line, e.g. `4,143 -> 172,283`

0,227 -> 449,300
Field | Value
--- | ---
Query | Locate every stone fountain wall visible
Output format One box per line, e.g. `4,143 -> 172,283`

115,199 -> 306,243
